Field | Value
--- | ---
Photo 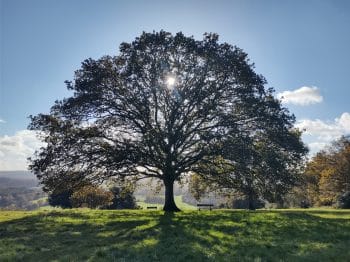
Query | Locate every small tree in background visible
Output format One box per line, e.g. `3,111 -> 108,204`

337,191 -> 350,209
194,128 -> 307,209
70,185 -> 113,209
105,186 -> 137,209
43,171 -> 92,208
48,189 -> 73,208
188,173 -> 209,202
304,135 -> 350,207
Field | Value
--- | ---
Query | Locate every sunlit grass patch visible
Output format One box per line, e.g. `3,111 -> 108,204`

0,208 -> 349,261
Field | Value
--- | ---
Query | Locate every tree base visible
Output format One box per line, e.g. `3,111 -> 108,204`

163,179 -> 181,212
163,204 -> 181,212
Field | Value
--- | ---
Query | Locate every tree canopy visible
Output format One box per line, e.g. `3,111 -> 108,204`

29,31 -> 307,211
304,135 -> 350,206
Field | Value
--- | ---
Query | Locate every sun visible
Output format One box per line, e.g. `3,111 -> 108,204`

166,76 -> 176,87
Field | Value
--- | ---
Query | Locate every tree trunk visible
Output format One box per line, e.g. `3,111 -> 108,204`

276,196 -> 284,209
163,179 -> 181,212
248,193 -> 256,210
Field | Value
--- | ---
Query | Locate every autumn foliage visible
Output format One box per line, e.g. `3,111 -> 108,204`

304,136 -> 350,207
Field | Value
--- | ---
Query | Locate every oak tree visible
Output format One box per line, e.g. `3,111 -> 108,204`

29,31 -> 306,211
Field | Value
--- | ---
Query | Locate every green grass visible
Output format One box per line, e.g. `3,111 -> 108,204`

0,209 -> 349,261
30,197 -> 48,205
174,195 -> 197,210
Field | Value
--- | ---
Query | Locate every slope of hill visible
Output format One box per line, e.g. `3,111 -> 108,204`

0,170 -> 36,180
0,171 -> 46,210
0,171 -> 38,188
0,209 -> 349,261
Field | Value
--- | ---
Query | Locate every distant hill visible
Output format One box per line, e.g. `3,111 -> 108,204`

0,170 -> 36,179
0,171 -> 46,210
0,171 -> 39,188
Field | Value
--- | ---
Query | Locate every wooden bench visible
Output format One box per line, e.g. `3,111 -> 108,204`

146,206 -> 157,210
197,204 -> 214,211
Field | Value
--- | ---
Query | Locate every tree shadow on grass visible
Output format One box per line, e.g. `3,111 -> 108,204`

0,210 -> 349,261
207,210 -> 350,261
264,211 -> 350,261
145,210 -> 350,261
0,210 -> 154,261
0,210 -> 228,261
147,212 -> 212,261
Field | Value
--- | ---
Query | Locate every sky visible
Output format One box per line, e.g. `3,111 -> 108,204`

1,0 -> 350,170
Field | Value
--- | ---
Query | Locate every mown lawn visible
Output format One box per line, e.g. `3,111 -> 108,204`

0,209 -> 349,261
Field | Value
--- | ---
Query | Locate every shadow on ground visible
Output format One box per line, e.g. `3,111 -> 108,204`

0,209 -> 349,261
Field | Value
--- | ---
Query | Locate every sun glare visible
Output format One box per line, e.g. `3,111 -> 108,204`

166,76 -> 176,87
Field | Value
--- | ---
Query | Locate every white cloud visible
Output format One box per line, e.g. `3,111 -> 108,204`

338,112 -> 350,130
0,118 -> 5,124
307,142 -> 328,154
296,112 -> 350,155
0,130 -> 44,171
296,112 -> 350,141
277,86 -> 323,106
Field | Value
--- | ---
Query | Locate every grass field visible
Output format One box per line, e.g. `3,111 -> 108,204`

0,209 -> 349,261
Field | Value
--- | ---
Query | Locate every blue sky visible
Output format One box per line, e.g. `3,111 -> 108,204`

1,0 -> 350,170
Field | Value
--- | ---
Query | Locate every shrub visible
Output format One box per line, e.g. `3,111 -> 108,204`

48,189 -> 73,208
104,186 -> 137,209
231,198 -> 265,209
337,191 -> 350,209
70,186 -> 113,209
300,200 -> 311,208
